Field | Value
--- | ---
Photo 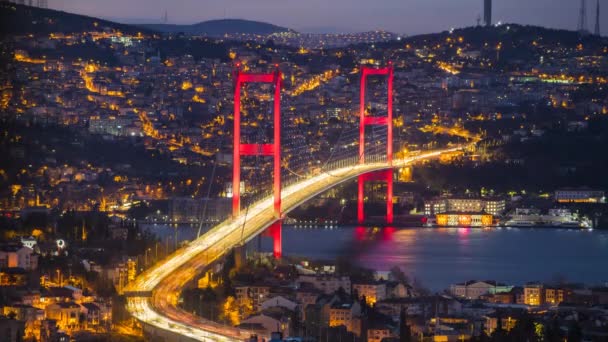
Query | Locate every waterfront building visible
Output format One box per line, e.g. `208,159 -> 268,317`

424,197 -> 505,216
435,213 -> 493,227
449,280 -> 512,299
484,199 -> 506,215
554,188 -> 606,203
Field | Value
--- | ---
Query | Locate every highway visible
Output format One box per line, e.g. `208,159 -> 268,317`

124,146 -> 468,341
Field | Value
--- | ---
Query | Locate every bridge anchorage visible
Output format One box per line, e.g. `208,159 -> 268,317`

233,64 -> 283,258
358,63 -> 394,225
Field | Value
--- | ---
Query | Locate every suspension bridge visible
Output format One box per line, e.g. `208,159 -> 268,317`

124,63 -> 475,341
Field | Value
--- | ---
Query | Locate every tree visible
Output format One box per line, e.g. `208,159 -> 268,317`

490,311 -> 507,342
389,266 -> 410,284
544,316 -> 562,342
220,296 -> 240,326
507,313 -> 537,342
238,296 -> 254,321
399,308 -> 411,342
567,321 -> 582,342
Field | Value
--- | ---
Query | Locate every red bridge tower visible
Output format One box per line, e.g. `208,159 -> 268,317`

232,65 -> 283,257
358,63 -> 394,225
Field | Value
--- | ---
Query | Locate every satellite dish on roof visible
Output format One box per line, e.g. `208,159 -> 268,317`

56,239 -> 66,249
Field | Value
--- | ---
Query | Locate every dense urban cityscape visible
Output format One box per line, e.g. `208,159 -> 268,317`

1,0 -> 608,341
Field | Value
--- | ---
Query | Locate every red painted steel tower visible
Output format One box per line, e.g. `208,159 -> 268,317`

232,65 -> 283,257
358,63 -> 394,224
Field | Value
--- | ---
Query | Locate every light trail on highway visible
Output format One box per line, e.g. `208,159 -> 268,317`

125,145 -> 469,341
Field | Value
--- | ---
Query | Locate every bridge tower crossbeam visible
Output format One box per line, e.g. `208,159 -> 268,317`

233,65 -> 283,258
359,63 -> 394,165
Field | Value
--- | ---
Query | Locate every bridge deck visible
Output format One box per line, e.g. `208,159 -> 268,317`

125,147 -> 465,341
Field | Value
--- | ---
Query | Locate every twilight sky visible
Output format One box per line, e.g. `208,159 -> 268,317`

49,0 -> 605,35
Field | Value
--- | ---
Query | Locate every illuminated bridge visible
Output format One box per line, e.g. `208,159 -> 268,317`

125,63 -> 474,341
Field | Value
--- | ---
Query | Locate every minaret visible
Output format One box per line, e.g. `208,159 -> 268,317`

595,0 -> 601,36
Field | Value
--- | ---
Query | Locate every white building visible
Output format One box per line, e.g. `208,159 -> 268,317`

425,198 -> 506,216
297,275 -> 351,295
0,245 -> 38,270
450,281 -> 512,299
20,237 -> 37,250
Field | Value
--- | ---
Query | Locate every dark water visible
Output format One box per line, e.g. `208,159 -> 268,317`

143,224 -> 608,291
278,226 -> 608,291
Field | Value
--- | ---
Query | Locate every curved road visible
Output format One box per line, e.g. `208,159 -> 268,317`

125,146 -> 467,341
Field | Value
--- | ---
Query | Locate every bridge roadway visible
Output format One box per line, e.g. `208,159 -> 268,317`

125,146 -> 466,341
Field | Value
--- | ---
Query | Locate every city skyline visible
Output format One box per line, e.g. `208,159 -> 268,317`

47,0 -> 606,35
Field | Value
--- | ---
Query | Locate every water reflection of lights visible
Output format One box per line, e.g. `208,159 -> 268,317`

355,226 -> 366,241
354,226 -> 397,242
355,226 -> 389,241
382,227 -> 395,241
458,227 -> 470,236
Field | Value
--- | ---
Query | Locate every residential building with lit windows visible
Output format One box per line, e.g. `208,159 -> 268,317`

524,283 -> 544,306
329,300 -> 362,336
353,281 -> 387,305
0,268 -> 28,286
446,198 -> 485,212
544,287 -> 572,305
235,285 -> 270,312
484,199 -> 506,215
2,304 -> 44,340
88,115 -> 140,137
424,199 -> 447,216
484,311 -> 522,335
44,302 -> 82,332
367,327 -> 392,342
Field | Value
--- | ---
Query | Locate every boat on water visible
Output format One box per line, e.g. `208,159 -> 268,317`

504,220 -> 537,227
